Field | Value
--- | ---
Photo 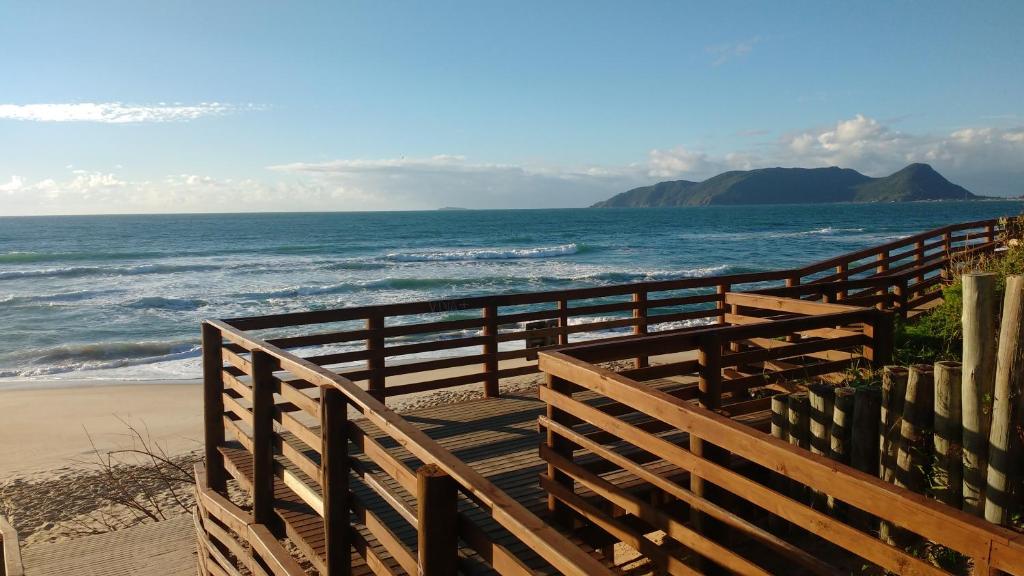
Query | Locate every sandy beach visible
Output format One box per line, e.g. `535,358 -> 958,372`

0,365 -> 548,546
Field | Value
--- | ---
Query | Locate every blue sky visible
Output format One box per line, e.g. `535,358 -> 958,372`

2,1 -> 1023,214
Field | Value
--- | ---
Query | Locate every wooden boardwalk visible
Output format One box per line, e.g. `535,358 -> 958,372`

19,515 -> 196,576
221,380 -> 774,573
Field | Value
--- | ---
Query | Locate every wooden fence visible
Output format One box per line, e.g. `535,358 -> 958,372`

218,219 -> 1000,403
200,319 -> 615,576
537,342 -> 1024,575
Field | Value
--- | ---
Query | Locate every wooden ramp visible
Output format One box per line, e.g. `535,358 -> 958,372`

19,515 -> 196,576
220,383 -> 774,573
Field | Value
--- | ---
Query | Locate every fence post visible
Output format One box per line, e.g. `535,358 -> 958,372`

321,385 -> 351,576
934,361 -> 963,509
201,323 -> 227,492
962,272 -> 997,517
366,313 -> 385,402
557,299 -> 569,346
865,309 -> 893,369
417,464 -> 459,576
545,374 -> 577,527
914,239 -> 926,287
895,277 -> 909,319
836,263 -> 848,300
251,350 -> 276,527
943,230 -> 952,257
691,333 -> 726,552
483,303 -> 499,397
632,289 -> 648,369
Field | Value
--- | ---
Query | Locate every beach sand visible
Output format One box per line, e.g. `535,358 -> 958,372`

0,362 -> 551,546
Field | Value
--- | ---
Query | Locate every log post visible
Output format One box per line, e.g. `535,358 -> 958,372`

201,323 -> 227,492
895,364 -> 934,494
849,386 -> 881,530
878,365 -> 908,545
879,366 -> 909,485
321,385 -> 351,576
633,289 -> 648,369
787,392 -> 810,505
366,312 -> 386,402
483,303 -> 499,398
934,361 -> 963,508
962,272 -> 997,517
808,384 -> 834,510
828,386 -> 856,514
417,464 -> 459,576
251,350 -> 276,527
985,275 -> 1024,525
769,394 -> 790,534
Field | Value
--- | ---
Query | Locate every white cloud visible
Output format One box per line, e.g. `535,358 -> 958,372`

269,155 -> 645,209
4,114 -> 1024,215
706,36 -> 761,66
0,102 -> 259,123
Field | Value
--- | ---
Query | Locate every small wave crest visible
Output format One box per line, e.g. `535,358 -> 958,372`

1,340 -> 201,378
0,262 -> 222,281
385,243 -> 580,262
124,297 -> 207,311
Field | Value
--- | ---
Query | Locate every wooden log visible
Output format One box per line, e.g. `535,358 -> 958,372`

933,361 -> 963,508
201,323 -> 227,492
878,365 -> 908,545
787,392 -> 810,506
769,393 -> 790,534
828,386 -> 856,514
416,464 -> 459,576
849,386 -> 881,530
985,274 -> 1024,525
961,272 -> 997,517
808,384 -> 834,510
320,385 -> 351,576
879,366 -> 909,484
895,364 -> 934,494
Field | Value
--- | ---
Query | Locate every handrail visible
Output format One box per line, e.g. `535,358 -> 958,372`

538,349 -> 1024,575
206,318 -> 616,576
0,515 -> 23,576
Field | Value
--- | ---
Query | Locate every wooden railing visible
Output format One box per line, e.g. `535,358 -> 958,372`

199,319 -> 615,576
0,516 -> 23,576
537,336 -> 1024,575
218,218 -> 1001,402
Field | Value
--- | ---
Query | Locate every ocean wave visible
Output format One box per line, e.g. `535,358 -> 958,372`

0,340 -> 201,378
0,289 -> 116,305
384,243 -> 581,262
0,262 -> 222,280
124,296 -> 207,311
0,250 -> 167,264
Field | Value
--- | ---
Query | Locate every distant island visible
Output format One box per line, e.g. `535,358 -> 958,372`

592,163 -> 978,207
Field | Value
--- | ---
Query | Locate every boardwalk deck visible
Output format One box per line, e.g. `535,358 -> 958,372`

220,382 -> 774,573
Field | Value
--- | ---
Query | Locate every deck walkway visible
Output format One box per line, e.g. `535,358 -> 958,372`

19,515 -> 196,576
221,379 -> 774,573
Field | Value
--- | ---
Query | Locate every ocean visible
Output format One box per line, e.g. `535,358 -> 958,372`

1,201 -> 1020,385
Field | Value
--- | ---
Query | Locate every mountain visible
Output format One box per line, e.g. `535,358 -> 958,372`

591,163 -> 976,207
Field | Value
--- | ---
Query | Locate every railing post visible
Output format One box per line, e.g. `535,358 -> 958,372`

986,222 -> 996,245
836,263 -> 848,300
545,374 -> 577,527
321,385 -> 351,576
943,230 -> 953,256
201,323 -> 227,492
366,313 -> 385,402
483,303 -> 499,397
632,289 -> 648,369
716,283 -> 729,324
865,309 -> 894,369
251,350 -> 276,527
896,277 -> 909,319
417,464 -> 459,576
691,334 -> 726,551
557,299 -> 569,346
914,239 -> 926,288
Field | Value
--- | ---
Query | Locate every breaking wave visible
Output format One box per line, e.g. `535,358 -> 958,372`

384,243 -> 581,262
